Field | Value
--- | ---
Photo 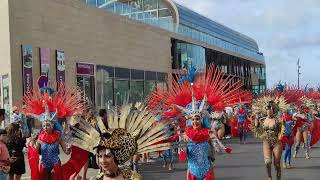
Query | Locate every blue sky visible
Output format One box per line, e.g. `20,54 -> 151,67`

174,0 -> 320,88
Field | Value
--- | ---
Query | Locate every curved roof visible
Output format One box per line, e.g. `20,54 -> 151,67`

86,0 -> 263,61
174,2 -> 259,52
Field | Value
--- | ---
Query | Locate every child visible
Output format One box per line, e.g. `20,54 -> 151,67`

0,129 -> 10,180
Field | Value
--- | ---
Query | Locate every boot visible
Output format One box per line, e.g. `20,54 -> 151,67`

282,161 -> 287,169
168,163 -> 173,171
305,145 -> 311,159
275,163 -> 281,180
266,162 -> 272,179
293,144 -> 299,158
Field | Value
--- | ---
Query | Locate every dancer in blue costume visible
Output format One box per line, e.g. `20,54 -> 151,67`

281,108 -> 296,169
183,112 -> 214,180
236,106 -> 248,144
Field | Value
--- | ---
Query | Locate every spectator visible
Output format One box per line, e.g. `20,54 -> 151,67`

7,123 -> 26,180
0,129 -> 10,179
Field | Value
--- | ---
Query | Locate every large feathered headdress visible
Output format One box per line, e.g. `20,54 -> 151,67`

22,77 -> 87,123
252,95 -> 289,115
148,64 -> 250,125
66,103 -> 170,164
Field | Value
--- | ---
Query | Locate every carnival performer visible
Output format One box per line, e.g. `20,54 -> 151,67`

22,77 -> 89,180
67,103 -> 171,180
148,64 -> 248,180
293,104 -> 313,159
281,107 -> 296,169
236,105 -> 248,144
251,97 -> 287,180
210,111 -> 225,140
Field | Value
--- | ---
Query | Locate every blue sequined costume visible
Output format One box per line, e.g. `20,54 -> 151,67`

40,142 -> 60,170
187,140 -> 211,179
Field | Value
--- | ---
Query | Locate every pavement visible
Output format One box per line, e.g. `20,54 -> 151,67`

21,136 -> 320,179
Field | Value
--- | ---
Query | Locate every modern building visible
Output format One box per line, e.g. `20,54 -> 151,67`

0,0 -> 266,121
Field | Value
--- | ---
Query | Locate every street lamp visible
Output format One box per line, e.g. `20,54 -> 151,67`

297,58 -> 301,88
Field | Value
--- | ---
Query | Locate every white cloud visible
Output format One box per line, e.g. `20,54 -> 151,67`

174,0 -> 320,87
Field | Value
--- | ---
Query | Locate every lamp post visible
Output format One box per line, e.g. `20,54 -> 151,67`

297,58 -> 301,88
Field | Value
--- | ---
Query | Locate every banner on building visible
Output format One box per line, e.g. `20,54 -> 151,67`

76,63 -> 95,76
40,48 -> 50,76
56,50 -> 65,83
22,45 -> 33,94
2,74 -> 10,125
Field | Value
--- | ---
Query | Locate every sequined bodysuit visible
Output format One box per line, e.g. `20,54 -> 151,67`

238,113 -> 246,125
40,142 -> 60,170
262,119 -> 282,147
187,140 -> 211,179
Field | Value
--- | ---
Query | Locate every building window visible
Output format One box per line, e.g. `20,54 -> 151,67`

87,0 -> 97,6
130,80 -> 144,102
114,80 -> 130,106
143,0 -> 158,11
173,41 -> 206,72
76,63 -> 95,105
144,81 -> 156,97
96,67 -> 114,108
77,76 -> 95,105
97,0 -> 106,6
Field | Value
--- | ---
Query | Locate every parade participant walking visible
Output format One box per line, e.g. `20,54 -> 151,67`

149,64 -> 248,180
293,105 -> 313,159
252,97 -> 287,180
281,108 -> 296,169
22,77 -> 88,180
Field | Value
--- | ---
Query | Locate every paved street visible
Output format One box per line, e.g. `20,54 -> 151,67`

22,136 -> 320,179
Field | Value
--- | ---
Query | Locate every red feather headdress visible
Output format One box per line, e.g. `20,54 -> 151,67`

149,64 -> 248,118
22,79 -> 87,122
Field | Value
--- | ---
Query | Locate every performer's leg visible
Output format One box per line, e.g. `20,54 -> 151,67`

303,130 -> 310,159
218,124 -> 225,140
162,150 -> 168,168
288,144 -> 292,167
293,131 -> 301,158
243,128 -> 247,144
263,141 -> 272,180
168,148 -> 174,171
283,143 -> 289,167
238,126 -> 243,143
273,142 -> 282,180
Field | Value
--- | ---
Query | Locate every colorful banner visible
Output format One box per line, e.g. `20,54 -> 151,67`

76,63 -> 94,76
2,74 -> 10,124
40,48 -> 50,76
22,45 -> 33,94
56,50 -> 65,83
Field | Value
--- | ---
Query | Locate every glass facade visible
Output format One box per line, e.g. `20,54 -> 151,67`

172,40 -> 266,94
77,76 -> 95,105
173,41 -> 206,71
96,65 -> 167,108
80,0 -> 265,62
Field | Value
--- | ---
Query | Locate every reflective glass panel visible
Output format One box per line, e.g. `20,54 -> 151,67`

130,80 -> 144,102
114,80 -> 129,106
